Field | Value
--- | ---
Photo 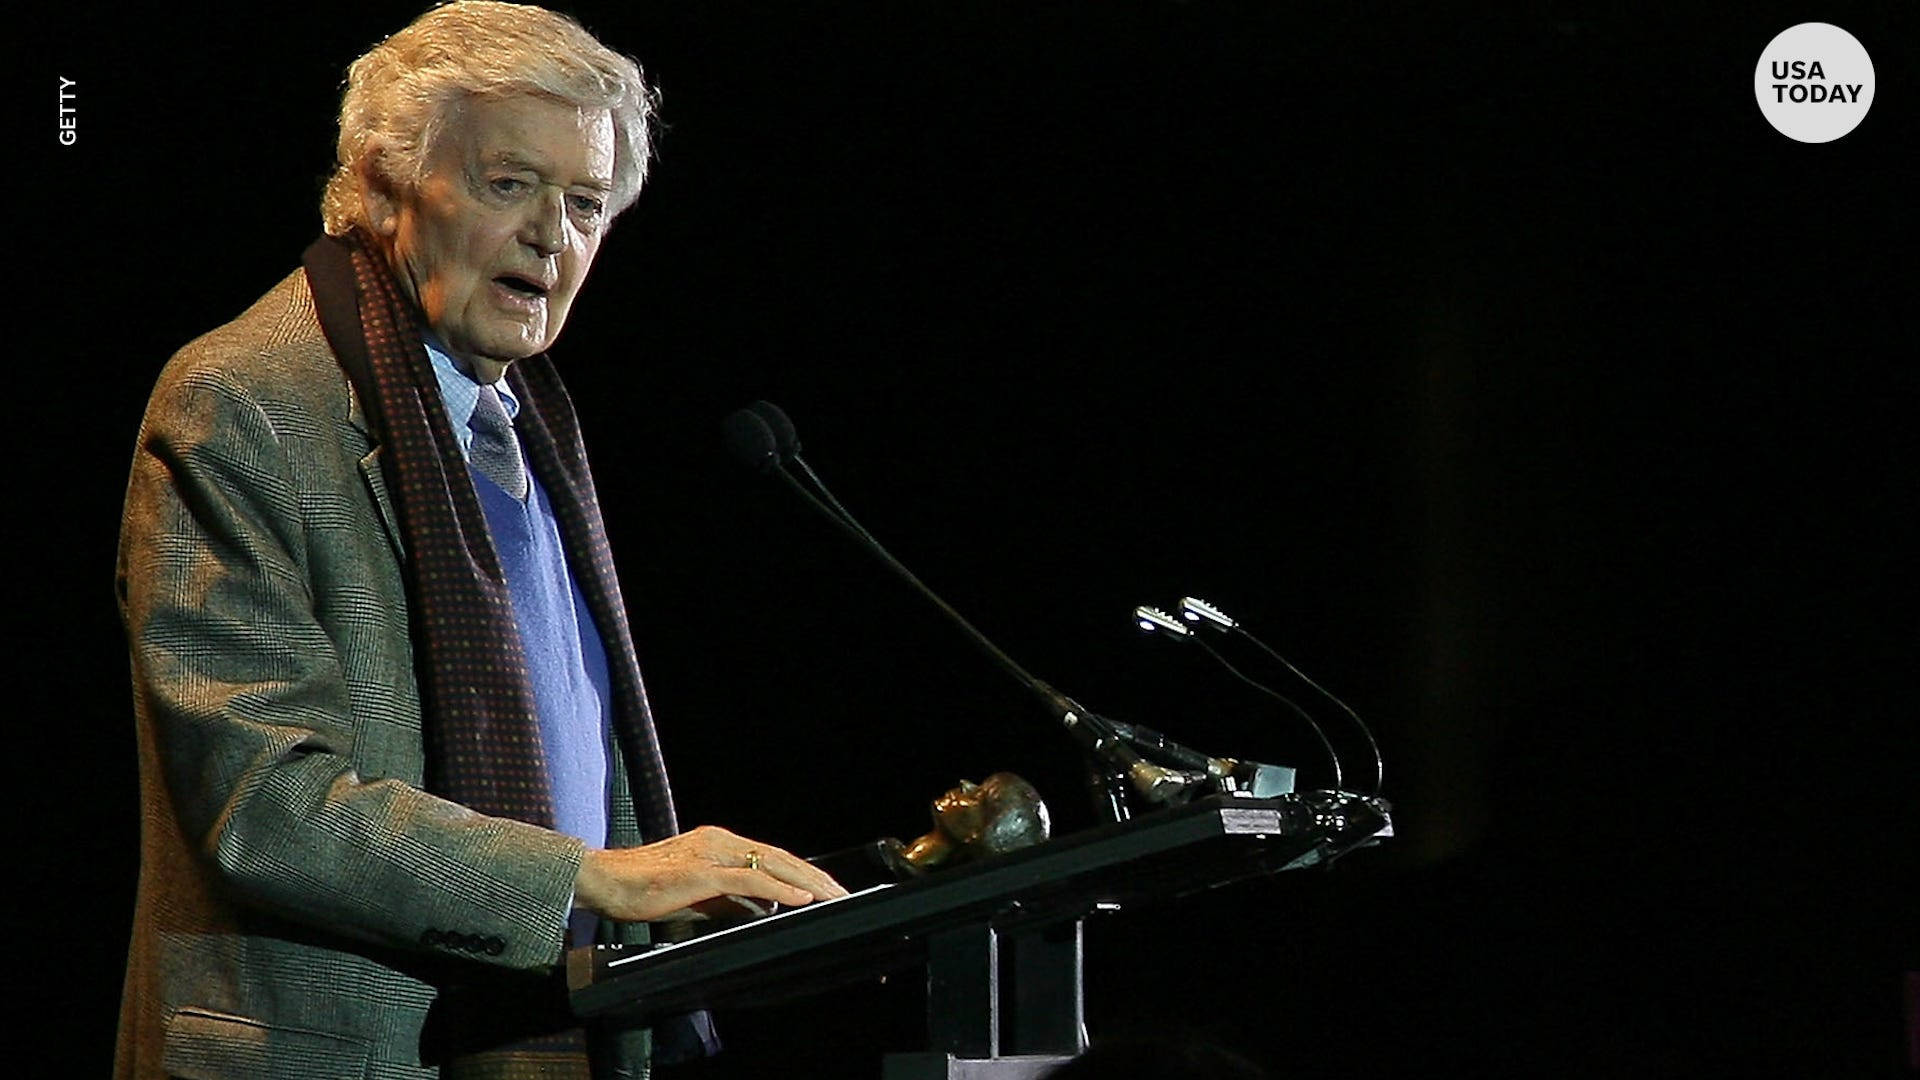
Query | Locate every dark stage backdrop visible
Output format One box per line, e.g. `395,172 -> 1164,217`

24,3 -> 1915,1076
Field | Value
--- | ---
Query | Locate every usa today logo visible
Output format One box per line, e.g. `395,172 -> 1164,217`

1755,23 -> 1874,143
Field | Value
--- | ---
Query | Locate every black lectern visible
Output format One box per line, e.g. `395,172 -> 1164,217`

567,791 -> 1390,1077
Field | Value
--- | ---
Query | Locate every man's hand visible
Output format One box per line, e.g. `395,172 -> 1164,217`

572,825 -> 849,923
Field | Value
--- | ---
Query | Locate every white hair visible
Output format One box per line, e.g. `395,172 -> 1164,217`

320,1 -> 659,236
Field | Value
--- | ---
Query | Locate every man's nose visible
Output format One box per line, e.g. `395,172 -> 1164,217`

519,189 -> 566,257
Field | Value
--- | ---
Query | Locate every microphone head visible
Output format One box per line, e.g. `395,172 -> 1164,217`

1178,596 -> 1237,630
722,408 -> 782,474
1134,606 -> 1194,638
746,400 -> 802,460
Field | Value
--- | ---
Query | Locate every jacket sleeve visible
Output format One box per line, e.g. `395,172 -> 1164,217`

120,348 -> 584,972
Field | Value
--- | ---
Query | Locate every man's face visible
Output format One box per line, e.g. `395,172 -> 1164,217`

371,94 -> 616,373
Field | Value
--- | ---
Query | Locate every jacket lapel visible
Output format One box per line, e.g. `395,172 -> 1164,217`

351,393 -> 407,562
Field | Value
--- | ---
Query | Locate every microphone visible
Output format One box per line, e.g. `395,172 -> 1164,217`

1136,605 -> 1344,791
721,408 -> 782,474
723,403 -> 1211,819
1133,606 -> 1193,638
740,400 -> 888,553
745,399 -> 800,460
1177,596 -> 1384,795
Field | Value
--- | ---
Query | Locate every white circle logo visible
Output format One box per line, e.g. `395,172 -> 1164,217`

1755,23 -> 1874,143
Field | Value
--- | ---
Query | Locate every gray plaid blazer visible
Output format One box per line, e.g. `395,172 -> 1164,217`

115,270 -> 652,1079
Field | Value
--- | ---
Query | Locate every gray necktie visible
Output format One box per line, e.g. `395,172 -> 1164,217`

469,384 -> 529,499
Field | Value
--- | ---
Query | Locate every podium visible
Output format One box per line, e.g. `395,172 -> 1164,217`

568,791 -> 1390,1077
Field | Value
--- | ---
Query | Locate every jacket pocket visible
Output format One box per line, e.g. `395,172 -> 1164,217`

163,1006 -> 370,1080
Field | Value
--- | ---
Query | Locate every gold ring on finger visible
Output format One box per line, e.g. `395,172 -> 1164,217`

745,850 -> 762,872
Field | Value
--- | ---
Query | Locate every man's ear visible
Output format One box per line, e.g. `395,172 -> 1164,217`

357,151 -> 403,239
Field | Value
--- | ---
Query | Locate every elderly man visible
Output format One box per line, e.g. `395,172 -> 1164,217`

114,4 -> 842,1077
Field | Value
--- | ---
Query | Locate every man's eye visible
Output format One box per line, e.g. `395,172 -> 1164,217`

568,194 -> 606,218
489,177 -> 529,197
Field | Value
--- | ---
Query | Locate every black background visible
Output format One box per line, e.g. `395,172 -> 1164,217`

22,3 -> 1917,1076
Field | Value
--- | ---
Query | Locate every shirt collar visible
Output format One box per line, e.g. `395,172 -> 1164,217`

422,334 -> 519,457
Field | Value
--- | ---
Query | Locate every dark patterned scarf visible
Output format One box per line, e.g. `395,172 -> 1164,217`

303,232 -> 681,1076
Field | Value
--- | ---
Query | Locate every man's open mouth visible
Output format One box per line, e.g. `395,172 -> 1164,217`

495,274 -> 549,298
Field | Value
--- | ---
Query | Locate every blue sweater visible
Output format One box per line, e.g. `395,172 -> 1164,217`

470,464 -> 613,857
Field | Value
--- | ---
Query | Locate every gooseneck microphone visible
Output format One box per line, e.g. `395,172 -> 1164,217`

722,405 -> 1042,699
723,403 -> 1209,819
1179,597 -> 1384,796
1136,605 -> 1345,790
